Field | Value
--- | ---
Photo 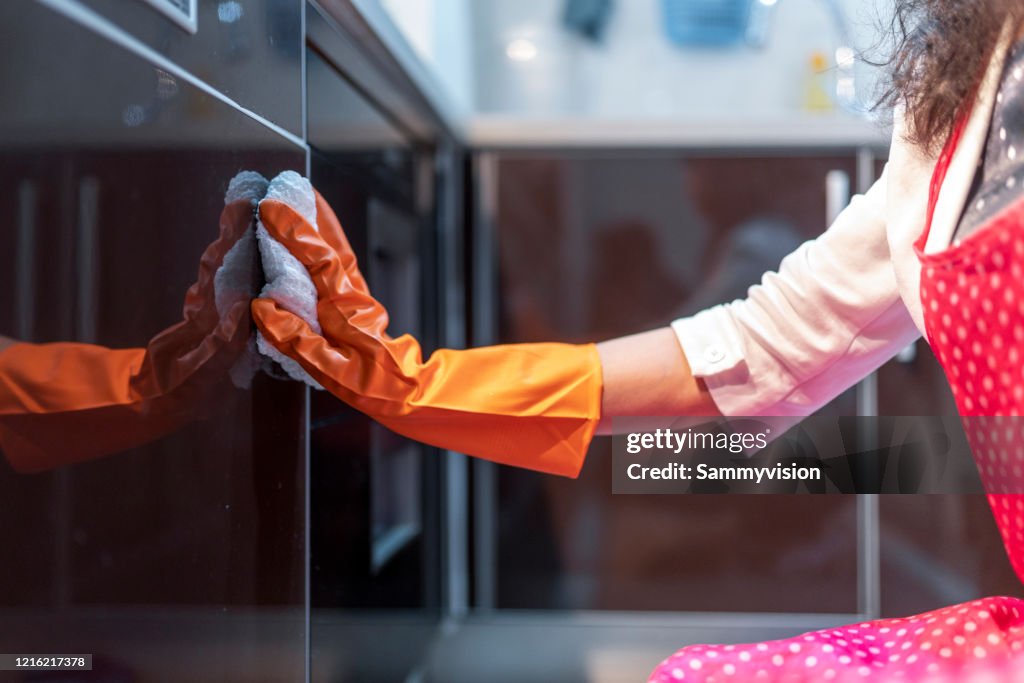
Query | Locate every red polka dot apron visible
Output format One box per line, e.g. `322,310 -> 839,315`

648,120 -> 1024,682
918,118 -> 1024,587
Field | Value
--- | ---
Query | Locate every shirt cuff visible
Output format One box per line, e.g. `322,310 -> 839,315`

671,306 -> 765,417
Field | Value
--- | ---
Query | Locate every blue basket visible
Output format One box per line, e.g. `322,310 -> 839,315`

661,0 -> 754,47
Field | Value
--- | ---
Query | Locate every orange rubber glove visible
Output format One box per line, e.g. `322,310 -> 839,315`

0,199 -> 254,473
251,191 -> 603,477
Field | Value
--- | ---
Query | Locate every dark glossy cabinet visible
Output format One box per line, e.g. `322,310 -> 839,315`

78,0 -> 305,136
483,154 -> 861,615
304,44 -> 445,682
0,1 -> 452,681
0,1 -> 308,680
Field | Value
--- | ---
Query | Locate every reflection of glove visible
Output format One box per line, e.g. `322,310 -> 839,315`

0,184 -> 257,473
251,189 -> 603,477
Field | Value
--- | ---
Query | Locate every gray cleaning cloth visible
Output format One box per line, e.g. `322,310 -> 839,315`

213,169 -> 324,390
254,171 -> 324,390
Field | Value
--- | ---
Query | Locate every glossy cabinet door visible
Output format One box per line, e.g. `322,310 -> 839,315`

877,344 -> 1024,614
78,0 -> 304,136
485,153 -> 861,614
305,48 -> 444,682
0,3 -> 307,680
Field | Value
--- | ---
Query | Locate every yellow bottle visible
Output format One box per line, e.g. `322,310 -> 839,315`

804,51 -> 834,112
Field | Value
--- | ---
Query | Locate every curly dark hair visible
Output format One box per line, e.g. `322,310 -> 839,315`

879,0 -> 1021,152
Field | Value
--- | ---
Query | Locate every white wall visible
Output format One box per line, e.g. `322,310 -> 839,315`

470,0 -> 893,120
379,0 -> 475,116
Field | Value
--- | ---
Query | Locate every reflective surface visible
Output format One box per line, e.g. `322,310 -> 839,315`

78,0 -> 304,135
877,341 -> 1024,617
306,48 -> 443,682
0,3 -> 306,679
490,154 -> 860,612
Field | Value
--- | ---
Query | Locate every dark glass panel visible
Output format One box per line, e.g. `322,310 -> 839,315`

0,3 -> 306,679
77,0 -> 304,135
305,47 -> 442,683
877,342 -> 1024,616
491,154 -> 861,613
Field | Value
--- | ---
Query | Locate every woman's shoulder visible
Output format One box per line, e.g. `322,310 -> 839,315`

887,107 -> 940,175
884,110 -> 937,217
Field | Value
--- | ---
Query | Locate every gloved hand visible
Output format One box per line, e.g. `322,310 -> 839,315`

251,190 -> 603,477
0,189 -> 256,473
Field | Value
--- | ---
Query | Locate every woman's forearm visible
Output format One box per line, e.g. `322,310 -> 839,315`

595,327 -> 719,434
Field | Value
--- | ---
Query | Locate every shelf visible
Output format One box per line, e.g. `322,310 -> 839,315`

468,114 -> 892,150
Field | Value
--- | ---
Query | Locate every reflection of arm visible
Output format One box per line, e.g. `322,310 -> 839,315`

0,194 -> 256,474
0,341 -> 149,472
597,168 -> 918,430
0,302 -> 247,474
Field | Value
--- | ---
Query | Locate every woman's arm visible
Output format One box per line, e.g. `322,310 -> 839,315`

660,165 -> 920,420
596,328 -> 718,434
598,164 -> 924,437
252,167 -> 917,477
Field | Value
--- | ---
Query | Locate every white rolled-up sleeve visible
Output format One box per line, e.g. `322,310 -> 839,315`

671,166 -> 920,417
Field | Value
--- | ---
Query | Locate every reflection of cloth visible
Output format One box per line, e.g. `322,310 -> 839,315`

214,170 -> 266,389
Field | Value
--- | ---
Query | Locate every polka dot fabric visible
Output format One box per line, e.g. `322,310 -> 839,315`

918,161 -> 1024,588
648,597 -> 1024,683
956,39 -> 1024,243
648,195 -> 1024,681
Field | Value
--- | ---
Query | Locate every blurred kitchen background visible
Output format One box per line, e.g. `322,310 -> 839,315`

0,1 -> 1019,682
